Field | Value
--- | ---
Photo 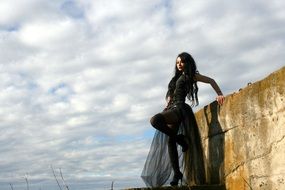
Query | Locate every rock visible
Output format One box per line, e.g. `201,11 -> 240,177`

195,66 -> 285,190
125,185 -> 225,190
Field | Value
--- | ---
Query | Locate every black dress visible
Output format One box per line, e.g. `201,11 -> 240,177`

141,74 -> 206,187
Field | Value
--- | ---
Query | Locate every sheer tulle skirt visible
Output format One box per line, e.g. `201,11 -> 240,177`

141,103 -> 206,187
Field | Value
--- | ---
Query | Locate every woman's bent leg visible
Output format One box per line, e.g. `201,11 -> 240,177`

150,109 -> 188,150
150,107 -> 181,132
149,112 -> 178,137
150,110 -> 185,186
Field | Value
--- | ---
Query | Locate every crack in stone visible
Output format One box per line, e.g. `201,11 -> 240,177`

250,173 -> 285,179
225,135 -> 285,177
241,175 -> 254,190
203,125 -> 239,139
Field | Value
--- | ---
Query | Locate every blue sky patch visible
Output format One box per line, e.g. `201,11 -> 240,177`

60,0 -> 85,19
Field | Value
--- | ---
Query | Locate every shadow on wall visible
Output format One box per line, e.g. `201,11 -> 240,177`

203,101 -> 225,184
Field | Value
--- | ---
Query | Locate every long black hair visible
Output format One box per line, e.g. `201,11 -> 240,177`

172,52 -> 199,106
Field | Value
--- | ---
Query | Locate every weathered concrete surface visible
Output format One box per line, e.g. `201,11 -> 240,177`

195,66 -> 285,190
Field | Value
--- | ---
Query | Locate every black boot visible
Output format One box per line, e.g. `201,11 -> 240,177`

168,137 -> 183,186
176,134 -> 188,152
150,114 -> 188,152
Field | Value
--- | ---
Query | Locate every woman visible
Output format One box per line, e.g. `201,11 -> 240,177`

141,52 -> 225,187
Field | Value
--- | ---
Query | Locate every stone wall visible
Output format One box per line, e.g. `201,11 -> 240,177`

195,66 -> 285,190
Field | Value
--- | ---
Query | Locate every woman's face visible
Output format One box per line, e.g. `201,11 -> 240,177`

176,57 -> 185,72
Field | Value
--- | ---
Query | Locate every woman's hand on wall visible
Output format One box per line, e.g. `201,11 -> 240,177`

216,95 -> 225,105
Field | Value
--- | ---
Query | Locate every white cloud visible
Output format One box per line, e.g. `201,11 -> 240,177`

0,0 -> 61,27
19,19 -> 75,48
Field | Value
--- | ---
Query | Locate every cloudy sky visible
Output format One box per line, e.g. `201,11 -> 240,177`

0,0 -> 284,189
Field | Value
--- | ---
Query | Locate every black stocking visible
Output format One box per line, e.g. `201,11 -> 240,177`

150,113 -> 178,137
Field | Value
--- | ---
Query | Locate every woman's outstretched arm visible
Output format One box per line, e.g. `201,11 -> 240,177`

194,73 -> 225,105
